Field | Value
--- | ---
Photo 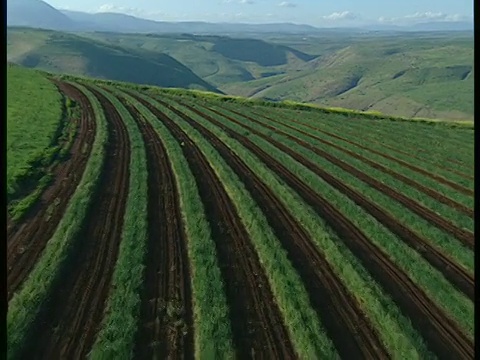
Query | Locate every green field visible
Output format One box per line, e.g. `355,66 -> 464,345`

7,67 -> 474,359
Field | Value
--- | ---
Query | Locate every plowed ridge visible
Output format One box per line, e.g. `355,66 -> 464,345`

272,112 -> 473,181
7,81 -> 96,300
130,92 -> 295,359
148,97 -> 391,359
19,84 -> 131,359
116,94 -> 194,359
222,108 -> 473,249
195,105 -> 473,359
195,105 -> 473,300
254,111 -> 473,217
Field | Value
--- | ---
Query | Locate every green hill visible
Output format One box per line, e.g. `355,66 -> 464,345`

223,33 -> 474,120
7,27 -> 220,92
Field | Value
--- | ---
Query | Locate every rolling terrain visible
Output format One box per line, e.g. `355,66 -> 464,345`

7,66 -> 474,359
7,28 -> 220,92
7,26 -> 473,121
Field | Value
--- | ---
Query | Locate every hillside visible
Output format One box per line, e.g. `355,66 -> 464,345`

7,0 -> 77,30
223,33 -> 474,120
7,28 -> 220,92
7,68 -> 474,359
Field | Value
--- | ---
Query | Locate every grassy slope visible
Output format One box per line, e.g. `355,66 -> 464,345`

7,27 -> 219,92
222,34 -> 474,120
6,64 -> 63,202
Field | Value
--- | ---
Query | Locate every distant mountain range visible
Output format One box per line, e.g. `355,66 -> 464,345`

7,0 -> 474,34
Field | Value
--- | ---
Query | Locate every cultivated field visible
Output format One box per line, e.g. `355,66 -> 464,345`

7,71 -> 474,359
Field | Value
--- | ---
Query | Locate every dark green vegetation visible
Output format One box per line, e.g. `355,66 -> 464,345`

7,66 -> 474,359
7,27 -> 473,121
7,28 -> 219,92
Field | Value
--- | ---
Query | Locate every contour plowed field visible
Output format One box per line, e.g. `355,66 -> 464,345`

18,84 -> 131,359
7,81 -> 96,300
188,104 -> 473,300
129,92 -> 297,358
118,95 -> 194,359
8,79 -> 473,360
160,99 -> 391,358
222,108 -> 474,249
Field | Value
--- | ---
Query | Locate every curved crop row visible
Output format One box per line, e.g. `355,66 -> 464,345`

85,86 -> 149,359
207,104 -> 474,249
7,82 -> 108,360
177,101 -> 473,300
17,83 -> 132,359
172,100 -> 473,358
115,89 -> 235,359
124,90 -> 343,357
144,94 -> 441,358
127,91 -> 300,358
247,105 -> 474,173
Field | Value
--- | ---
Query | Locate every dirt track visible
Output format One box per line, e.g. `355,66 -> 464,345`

227,108 -> 473,249
257,111 -> 474,217
115,93 -> 194,359
149,96 -> 391,359
7,80 -> 96,300
186,104 -> 474,358
199,106 -> 473,301
129,92 -> 296,359
19,83 -> 131,359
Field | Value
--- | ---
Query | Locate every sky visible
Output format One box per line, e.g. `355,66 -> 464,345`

44,0 -> 474,26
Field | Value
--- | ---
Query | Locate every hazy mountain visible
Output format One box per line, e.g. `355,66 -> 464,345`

7,0 -> 77,30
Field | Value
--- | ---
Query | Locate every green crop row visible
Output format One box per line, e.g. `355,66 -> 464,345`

86,85 -> 149,359
180,100 -> 474,337
152,95 -> 436,358
117,89 -> 235,359
249,105 -> 474,168
134,91 -> 339,358
259,108 -> 474,190
223,104 -> 474,226
7,82 -> 108,360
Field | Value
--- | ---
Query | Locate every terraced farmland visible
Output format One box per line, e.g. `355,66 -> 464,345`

7,72 -> 474,359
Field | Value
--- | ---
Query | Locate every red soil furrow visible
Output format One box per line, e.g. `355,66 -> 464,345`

144,96 -> 391,359
115,94 -> 194,359
269,113 -> 474,180
19,84 -> 131,359
185,104 -> 473,300
173,103 -> 474,359
129,93 -> 296,359
251,111 -> 474,218
7,81 -> 96,301
219,107 -> 474,250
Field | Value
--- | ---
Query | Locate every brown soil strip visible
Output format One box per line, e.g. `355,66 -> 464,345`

18,83 -> 131,359
254,111 -> 474,218
172,102 -> 474,359
115,93 -> 194,359
216,107 -> 474,249
186,104 -> 473,300
140,94 -> 391,359
7,80 -> 96,301
129,92 -> 296,359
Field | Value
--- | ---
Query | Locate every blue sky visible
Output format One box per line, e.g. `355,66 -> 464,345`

45,0 -> 474,26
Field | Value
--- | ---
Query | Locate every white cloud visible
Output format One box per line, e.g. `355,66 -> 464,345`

322,11 -> 358,21
379,12 -> 470,24
96,4 -> 168,20
239,0 -> 255,4
278,1 -> 297,7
